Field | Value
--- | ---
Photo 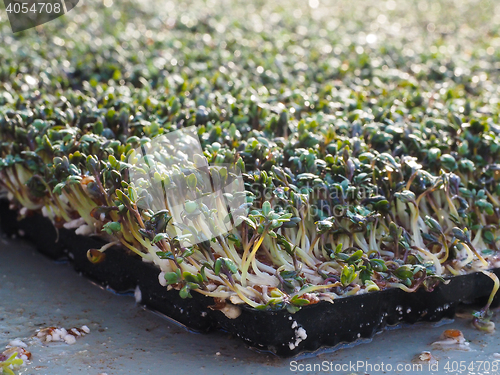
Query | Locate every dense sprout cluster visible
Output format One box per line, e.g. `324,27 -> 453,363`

2,0 -> 500,311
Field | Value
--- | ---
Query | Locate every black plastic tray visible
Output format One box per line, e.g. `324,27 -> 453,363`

1,199 -> 498,357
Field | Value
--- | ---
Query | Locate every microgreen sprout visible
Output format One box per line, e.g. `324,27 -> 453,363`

0,353 -> 23,375
472,271 -> 499,333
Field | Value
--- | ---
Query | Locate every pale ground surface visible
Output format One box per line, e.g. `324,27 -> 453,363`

1,236 -> 500,375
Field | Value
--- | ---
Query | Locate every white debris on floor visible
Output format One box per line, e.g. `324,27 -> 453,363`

36,325 -> 91,345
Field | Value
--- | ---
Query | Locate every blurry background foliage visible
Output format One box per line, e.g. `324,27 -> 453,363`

0,0 -> 499,110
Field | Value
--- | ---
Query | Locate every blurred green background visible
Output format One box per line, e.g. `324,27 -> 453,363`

1,0 -> 499,109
